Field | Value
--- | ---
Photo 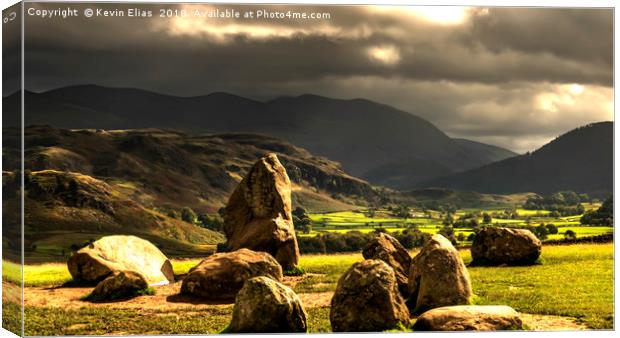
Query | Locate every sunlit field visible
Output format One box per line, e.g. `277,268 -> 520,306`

4,243 -> 613,334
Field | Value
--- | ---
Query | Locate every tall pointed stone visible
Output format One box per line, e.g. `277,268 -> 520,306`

223,153 -> 300,270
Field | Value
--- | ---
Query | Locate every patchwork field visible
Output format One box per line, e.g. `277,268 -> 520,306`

302,207 -> 613,243
2,243 -> 613,335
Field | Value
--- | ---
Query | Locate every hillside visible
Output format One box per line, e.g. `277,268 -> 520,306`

6,125 -> 379,213
407,188 -> 534,209
3,170 -> 224,263
453,138 -> 518,164
2,125 -> 386,261
423,122 -> 613,197
5,86 -> 516,189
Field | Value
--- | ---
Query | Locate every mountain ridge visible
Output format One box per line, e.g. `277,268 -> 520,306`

423,122 -> 613,197
5,85 -> 517,190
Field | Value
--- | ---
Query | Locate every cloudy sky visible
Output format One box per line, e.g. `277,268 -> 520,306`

20,3 -> 613,153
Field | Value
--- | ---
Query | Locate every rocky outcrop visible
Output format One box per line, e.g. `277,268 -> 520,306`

413,305 -> 524,331
362,232 -> 411,295
229,276 -> 307,333
181,249 -> 283,301
408,235 -> 472,314
223,154 -> 300,270
87,270 -> 149,301
280,156 -> 377,200
330,259 -> 410,332
67,235 -> 174,286
471,227 -> 541,265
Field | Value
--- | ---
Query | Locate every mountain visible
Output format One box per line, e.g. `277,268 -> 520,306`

4,85 -> 516,189
453,138 -> 518,163
2,125 -> 383,262
423,122 -> 613,197
5,125 -> 379,213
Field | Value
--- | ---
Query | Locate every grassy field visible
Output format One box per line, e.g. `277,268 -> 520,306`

304,206 -> 613,243
297,244 -> 614,329
3,243 -> 613,334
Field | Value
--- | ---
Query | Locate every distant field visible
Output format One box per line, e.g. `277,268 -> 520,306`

305,205 -> 612,242
6,243 -> 613,334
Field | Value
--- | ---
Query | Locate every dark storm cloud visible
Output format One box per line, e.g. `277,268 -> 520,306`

465,8 -> 613,67
23,3 -> 613,90
20,3 -> 613,152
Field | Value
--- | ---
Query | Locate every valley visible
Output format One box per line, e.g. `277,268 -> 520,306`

1,89 -> 614,334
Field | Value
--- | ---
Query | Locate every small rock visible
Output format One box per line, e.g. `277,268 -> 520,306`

362,232 -> 411,295
413,305 -> 524,331
471,227 -> 541,265
87,270 -> 148,301
181,249 -> 283,300
67,235 -> 174,286
229,276 -> 307,333
330,259 -> 410,332
408,234 -> 472,314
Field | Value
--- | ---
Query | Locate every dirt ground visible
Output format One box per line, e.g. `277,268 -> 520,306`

19,278 -> 588,331
22,279 -> 334,311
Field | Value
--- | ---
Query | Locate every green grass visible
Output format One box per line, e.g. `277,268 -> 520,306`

296,244 -> 613,329
7,243 -> 614,333
516,208 -> 552,216
2,301 -> 22,336
284,266 -> 306,276
2,259 -> 22,285
305,208 -> 612,243
295,253 -> 363,293
306,307 -> 331,332
23,306 -> 232,336
546,226 -> 613,240
466,244 -> 614,329
5,259 -> 205,287
4,261 -> 73,287
170,259 -> 202,275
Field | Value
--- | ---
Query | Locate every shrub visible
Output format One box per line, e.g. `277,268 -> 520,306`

581,196 -> 613,226
297,229 -> 430,254
564,230 -> 577,240
181,207 -> 198,224
393,229 -> 430,249
283,266 -> 306,276
545,223 -> 558,234
533,224 -> 548,240
438,225 -> 457,244
198,213 -> 224,232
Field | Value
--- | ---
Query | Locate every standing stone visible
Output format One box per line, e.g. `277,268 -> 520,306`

229,276 -> 308,333
471,227 -> 541,265
223,154 -> 300,270
362,232 -> 411,295
67,235 -> 174,286
413,305 -> 524,331
87,270 -> 149,301
330,259 -> 410,332
181,248 -> 283,301
408,234 -> 472,314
